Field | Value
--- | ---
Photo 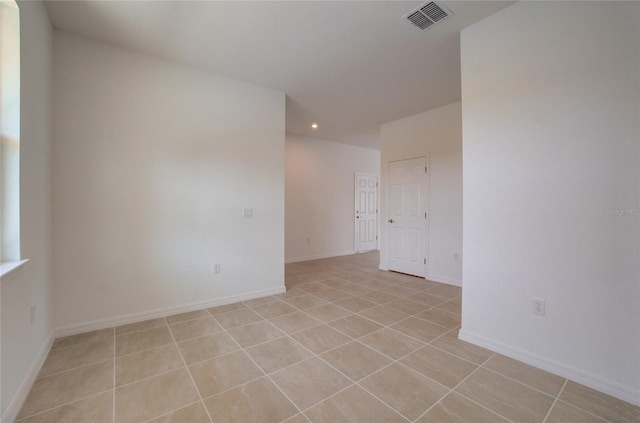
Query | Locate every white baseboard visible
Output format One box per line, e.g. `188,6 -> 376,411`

54,286 -> 286,338
426,273 -> 461,287
285,250 -> 355,264
458,329 -> 640,406
2,333 -> 54,423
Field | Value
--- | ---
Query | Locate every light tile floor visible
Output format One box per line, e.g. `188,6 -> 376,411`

16,252 -> 640,422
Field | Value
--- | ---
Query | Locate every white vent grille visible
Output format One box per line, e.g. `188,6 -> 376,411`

405,2 -> 452,31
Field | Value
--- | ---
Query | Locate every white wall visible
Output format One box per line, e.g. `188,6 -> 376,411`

460,2 -> 640,405
53,32 -> 286,332
1,0 -> 53,420
379,102 -> 462,286
285,135 -> 379,262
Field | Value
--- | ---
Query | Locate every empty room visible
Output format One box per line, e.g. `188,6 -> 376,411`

1,1 -> 639,422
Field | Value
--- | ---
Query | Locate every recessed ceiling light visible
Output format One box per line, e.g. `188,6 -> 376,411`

311,123 -> 318,129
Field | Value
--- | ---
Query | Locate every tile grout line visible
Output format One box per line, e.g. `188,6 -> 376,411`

542,378 -> 568,423
163,316 -> 215,423
409,352 -> 519,423
205,308 -> 309,421
14,390 -> 114,422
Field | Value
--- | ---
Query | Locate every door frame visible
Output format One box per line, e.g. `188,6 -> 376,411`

386,156 -> 429,277
354,172 -> 379,253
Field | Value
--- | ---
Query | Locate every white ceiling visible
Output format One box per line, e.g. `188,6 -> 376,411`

44,1 -> 513,150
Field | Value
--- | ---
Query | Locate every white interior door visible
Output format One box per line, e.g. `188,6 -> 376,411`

355,173 -> 378,253
388,157 -> 427,277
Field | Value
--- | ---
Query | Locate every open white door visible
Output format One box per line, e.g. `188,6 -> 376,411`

355,173 -> 378,253
388,157 -> 428,277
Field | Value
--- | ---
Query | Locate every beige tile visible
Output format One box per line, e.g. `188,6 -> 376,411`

252,301 -> 298,318
336,283 -> 374,296
168,316 -> 223,342
299,282 -> 333,294
435,296 -> 462,314
206,301 -> 247,315
303,303 -> 352,323
52,328 -> 113,350
271,357 -> 351,410
361,363 -> 449,421
414,308 -> 460,329
304,385 -> 405,423
400,279 -> 441,291
39,338 -> 113,378
245,337 -> 313,374
116,318 -> 167,335
16,391 -> 112,423
283,294 -> 327,310
320,341 -> 391,381
427,285 -> 461,299
115,368 -> 200,423
311,288 -> 353,302
227,319 -> 285,348
390,317 -> 448,342
333,297 -> 376,313
406,292 -> 448,307
379,285 -> 419,298
269,311 -> 322,334
358,305 -> 411,326
546,400 -> 608,423
485,354 -> 565,396
559,380 -> 640,423
328,315 -> 382,339
243,295 -> 278,307
400,345 -> 477,388
177,332 -> 239,364
115,326 -> 174,356
416,392 -> 508,423
291,325 -> 351,354
275,287 -> 308,300
358,278 -> 393,290
204,377 -> 298,423
146,402 -> 211,423
321,278 -> 352,290
284,413 -> 310,423
165,309 -> 210,324
455,368 -> 554,423
386,298 -> 430,315
359,290 -> 399,304
214,308 -> 263,329
430,330 -> 494,364
359,328 -> 424,360
116,344 -> 184,386
189,350 -> 263,398
17,360 -> 113,419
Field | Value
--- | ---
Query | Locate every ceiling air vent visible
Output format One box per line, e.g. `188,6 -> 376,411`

405,2 -> 452,31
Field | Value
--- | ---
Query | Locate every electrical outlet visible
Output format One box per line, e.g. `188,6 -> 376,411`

533,298 -> 545,316
213,263 -> 221,274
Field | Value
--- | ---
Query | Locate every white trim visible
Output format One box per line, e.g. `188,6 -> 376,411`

0,259 -> 29,286
285,250 -> 355,264
425,273 -> 461,287
458,329 -> 640,407
54,286 -> 285,338
1,333 -> 54,423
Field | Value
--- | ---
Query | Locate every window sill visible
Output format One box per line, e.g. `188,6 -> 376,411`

1,259 -> 30,286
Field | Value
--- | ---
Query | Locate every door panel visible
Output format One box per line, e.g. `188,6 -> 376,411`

388,157 -> 427,277
355,173 -> 378,252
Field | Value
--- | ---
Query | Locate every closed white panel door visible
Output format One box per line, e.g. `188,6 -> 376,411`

355,173 -> 378,253
388,157 -> 427,277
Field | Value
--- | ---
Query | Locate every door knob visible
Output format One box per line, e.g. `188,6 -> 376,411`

388,219 -> 395,223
